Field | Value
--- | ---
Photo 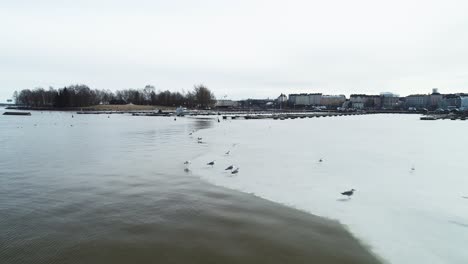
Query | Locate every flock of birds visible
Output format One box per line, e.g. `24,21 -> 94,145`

184,133 -> 359,199
205,159 -> 239,174
184,129 -> 240,177
181,124 -> 386,200
183,148 -> 418,200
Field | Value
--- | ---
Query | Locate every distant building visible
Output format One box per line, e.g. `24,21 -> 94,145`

288,94 -> 298,106
439,94 -> 460,109
461,95 -> 468,110
288,93 -> 322,107
309,93 -> 322,106
439,93 -> 468,110
380,92 -> 400,109
320,95 -> 346,109
215,99 -> 238,108
405,94 -> 428,109
294,93 -> 310,106
349,94 -> 381,109
277,94 -> 288,103
429,88 -> 443,109
405,89 -> 443,110
460,95 -> 468,111
277,94 -> 288,109
349,95 -> 365,109
368,95 -> 382,109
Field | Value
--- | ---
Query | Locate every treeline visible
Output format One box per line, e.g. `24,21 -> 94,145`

13,84 -> 216,108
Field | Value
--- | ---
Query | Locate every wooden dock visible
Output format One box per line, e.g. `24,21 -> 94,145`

420,114 -> 467,121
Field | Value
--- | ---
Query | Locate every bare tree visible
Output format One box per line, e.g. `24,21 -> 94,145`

193,84 -> 216,109
13,83 -> 217,108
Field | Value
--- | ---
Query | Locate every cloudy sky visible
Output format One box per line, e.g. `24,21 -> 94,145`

1,0 -> 467,102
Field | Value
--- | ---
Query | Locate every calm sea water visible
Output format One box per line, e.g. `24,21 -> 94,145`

0,110 -> 380,264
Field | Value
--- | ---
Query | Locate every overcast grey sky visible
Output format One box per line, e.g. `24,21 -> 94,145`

1,0 -> 468,102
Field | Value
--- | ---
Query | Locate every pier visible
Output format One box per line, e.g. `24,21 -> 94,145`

420,114 -> 468,121
223,112 -> 367,120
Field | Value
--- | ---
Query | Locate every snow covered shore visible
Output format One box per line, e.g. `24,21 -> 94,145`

190,114 -> 468,264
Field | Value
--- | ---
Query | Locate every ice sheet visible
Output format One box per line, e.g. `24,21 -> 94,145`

189,114 -> 468,264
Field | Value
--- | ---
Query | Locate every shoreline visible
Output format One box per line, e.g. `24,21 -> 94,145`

199,181 -> 385,264
187,116 -> 385,263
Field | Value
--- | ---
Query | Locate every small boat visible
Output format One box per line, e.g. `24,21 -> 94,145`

3,111 -> 31,116
175,107 -> 189,116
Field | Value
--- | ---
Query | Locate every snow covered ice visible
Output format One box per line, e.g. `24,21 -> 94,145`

190,114 -> 468,264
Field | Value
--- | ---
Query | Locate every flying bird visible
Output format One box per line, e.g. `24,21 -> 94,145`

341,189 -> 355,198
225,165 -> 234,170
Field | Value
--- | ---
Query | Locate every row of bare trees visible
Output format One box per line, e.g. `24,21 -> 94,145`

13,84 -> 216,108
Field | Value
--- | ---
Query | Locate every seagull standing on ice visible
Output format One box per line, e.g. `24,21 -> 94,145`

225,165 -> 234,170
225,150 -> 230,155
184,161 -> 191,165
231,168 -> 239,174
207,161 -> 215,166
341,189 -> 355,198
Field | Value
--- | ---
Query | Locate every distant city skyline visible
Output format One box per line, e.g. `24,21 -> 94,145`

1,0 -> 468,103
